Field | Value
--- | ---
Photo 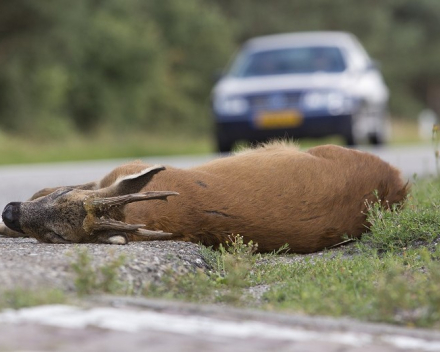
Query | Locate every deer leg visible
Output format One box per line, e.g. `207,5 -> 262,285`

95,229 -> 179,244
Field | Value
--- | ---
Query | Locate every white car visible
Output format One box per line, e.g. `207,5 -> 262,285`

212,31 -> 389,152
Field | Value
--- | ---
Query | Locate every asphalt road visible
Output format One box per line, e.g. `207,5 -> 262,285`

0,144 -> 436,212
0,154 -> 216,211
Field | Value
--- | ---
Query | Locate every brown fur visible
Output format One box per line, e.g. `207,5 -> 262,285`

101,143 -> 407,252
1,143 -> 408,253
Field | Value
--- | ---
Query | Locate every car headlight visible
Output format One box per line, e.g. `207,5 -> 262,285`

302,91 -> 352,115
214,96 -> 249,116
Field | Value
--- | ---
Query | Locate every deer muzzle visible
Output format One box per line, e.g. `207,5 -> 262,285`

2,202 -> 23,233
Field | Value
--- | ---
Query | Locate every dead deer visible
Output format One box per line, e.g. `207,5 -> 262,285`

1,143 -> 408,253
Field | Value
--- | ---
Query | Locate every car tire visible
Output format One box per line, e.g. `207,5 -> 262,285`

216,131 -> 234,153
344,132 -> 355,146
343,115 -> 356,146
368,114 -> 389,146
368,132 -> 384,146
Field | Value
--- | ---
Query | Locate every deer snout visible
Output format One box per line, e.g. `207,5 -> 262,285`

2,202 -> 23,233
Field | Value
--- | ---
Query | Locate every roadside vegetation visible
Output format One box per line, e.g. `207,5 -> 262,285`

0,129 -> 212,165
0,119 -> 424,165
0,289 -> 66,310
71,249 -> 127,296
0,1 -> 439,160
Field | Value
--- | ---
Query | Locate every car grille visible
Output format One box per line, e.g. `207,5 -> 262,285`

247,92 -> 302,110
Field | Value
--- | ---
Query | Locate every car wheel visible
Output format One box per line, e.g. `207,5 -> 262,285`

368,132 -> 384,146
343,115 -> 356,146
216,132 -> 234,153
368,114 -> 389,146
344,132 -> 355,146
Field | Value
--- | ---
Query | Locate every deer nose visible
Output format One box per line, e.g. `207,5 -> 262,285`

2,202 -> 23,233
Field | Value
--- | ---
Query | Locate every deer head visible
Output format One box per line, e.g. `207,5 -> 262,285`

1,165 -> 178,244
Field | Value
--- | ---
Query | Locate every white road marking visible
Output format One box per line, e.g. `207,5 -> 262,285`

1,305 -> 440,351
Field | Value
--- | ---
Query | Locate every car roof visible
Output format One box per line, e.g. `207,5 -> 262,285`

244,31 -> 360,52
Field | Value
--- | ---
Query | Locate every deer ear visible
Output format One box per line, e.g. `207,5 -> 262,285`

102,165 -> 165,197
83,165 -> 177,216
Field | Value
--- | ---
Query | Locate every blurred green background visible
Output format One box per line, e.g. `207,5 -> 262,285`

0,0 -> 438,162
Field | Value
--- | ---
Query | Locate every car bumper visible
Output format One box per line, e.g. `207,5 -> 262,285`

215,113 -> 352,142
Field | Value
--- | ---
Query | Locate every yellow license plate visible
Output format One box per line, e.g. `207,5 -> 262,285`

255,110 -> 303,129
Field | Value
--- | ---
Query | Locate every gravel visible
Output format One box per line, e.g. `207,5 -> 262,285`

0,236 -> 208,294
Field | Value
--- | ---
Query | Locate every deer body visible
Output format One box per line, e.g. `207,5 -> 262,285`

1,144 -> 407,253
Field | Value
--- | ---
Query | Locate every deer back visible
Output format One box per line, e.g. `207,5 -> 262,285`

122,144 -> 407,253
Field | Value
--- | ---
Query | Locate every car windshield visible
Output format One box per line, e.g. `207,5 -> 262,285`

229,46 -> 346,77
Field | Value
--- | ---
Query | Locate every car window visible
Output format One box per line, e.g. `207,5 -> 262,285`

229,46 -> 346,77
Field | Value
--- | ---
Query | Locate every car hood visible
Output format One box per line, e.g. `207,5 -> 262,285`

213,72 -> 358,97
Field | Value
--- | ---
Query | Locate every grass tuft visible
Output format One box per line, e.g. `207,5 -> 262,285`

70,248 -> 126,296
0,288 -> 66,310
359,179 -> 440,252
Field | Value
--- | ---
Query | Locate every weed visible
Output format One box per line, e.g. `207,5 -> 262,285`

259,247 -> 440,328
144,235 -> 260,305
0,288 -> 66,310
261,253 -> 379,317
360,180 -> 440,252
212,235 -> 259,303
70,248 -> 126,296
144,267 -> 216,303
372,247 -> 440,328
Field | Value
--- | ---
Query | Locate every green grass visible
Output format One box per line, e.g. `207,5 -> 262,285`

0,288 -> 66,310
70,248 -> 127,296
260,248 -> 440,328
0,129 -> 212,165
0,118 -> 423,165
